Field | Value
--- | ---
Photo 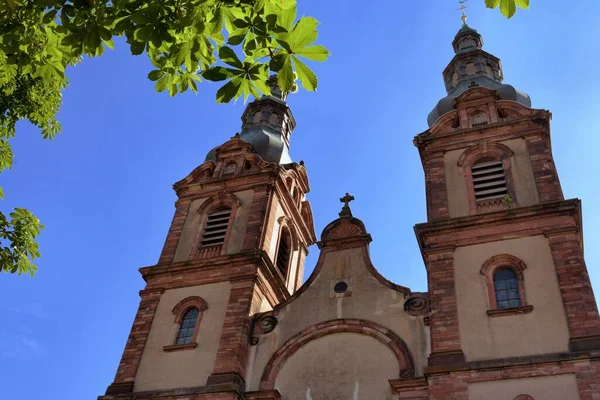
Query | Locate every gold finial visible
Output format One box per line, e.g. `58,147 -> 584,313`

457,0 -> 469,25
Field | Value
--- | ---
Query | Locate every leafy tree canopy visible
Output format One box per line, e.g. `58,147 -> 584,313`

0,0 -> 528,276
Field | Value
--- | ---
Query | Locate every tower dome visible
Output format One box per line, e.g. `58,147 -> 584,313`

427,24 -> 531,126
205,75 -> 296,164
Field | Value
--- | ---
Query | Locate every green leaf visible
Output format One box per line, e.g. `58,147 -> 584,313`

104,39 -> 115,50
168,80 -> 178,97
216,78 -> 242,103
202,66 -> 238,81
277,4 -> 296,31
155,75 -> 169,92
95,43 -> 105,57
180,75 -> 189,93
84,27 -> 102,53
240,78 -> 251,103
288,17 -> 318,50
148,70 -> 164,81
277,55 -> 294,93
515,0 -> 529,8
33,62 -> 64,80
500,0 -> 517,18
228,29 -> 248,46
246,79 -> 261,102
42,10 -> 58,24
252,76 -> 271,96
173,42 -> 193,69
292,56 -> 317,91
485,0 -> 500,7
295,45 -> 329,62
131,11 -> 152,25
270,52 -> 287,71
218,46 -> 243,68
135,26 -> 153,41
487,0 -> 528,18
190,78 -> 198,93
99,27 -> 112,41
130,41 -> 145,55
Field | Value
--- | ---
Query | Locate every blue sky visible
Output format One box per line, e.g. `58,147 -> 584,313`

1,1 -> 599,399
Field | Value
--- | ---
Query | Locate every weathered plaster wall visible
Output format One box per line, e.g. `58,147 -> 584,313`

226,189 -> 254,254
265,199 -> 285,262
246,246 -> 429,391
467,373 -> 579,400
134,282 -> 230,391
454,235 -> 570,361
504,138 -> 539,207
445,148 -> 470,217
274,333 -> 398,400
444,138 -> 539,218
173,198 -> 207,262
264,197 -> 301,291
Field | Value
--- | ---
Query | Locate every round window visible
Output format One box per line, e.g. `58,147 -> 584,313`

334,281 -> 348,294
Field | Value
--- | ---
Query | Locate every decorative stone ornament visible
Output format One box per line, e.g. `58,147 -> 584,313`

404,293 -> 429,317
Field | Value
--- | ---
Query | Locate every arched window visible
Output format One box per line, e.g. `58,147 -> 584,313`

458,142 -> 516,214
269,112 -> 280,125
514,395 -> 535,400
164,296 -> 208,351
275,229 -> 291,278
493,269 -> 521,309
471,159 -> 508,202
200,207 -> 232,248
480,254 -> 533,317
176,308 -> 200,345
252,111 -> 262,123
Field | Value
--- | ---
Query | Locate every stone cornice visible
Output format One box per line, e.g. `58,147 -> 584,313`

415,199 -> 582,257
424,349 -> 600,376
415,115 -> 550,153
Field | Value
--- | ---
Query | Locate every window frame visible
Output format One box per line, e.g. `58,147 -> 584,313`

190,193 -> 241,259
480,254 -> 533,317
163,296 -> 208,352
458,142 -> 517,214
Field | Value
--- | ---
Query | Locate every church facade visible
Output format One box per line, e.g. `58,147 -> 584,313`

98,25 -> 600,400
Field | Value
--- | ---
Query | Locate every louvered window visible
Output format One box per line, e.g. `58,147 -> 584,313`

472,160 -> 508,201
276,231 -> 291,277
201,208 -> 231,247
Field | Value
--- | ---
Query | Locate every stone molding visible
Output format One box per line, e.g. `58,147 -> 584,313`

258,319 -> 415,390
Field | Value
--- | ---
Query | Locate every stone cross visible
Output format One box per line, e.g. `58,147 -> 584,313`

339,193 -> 355,217
340,193 -> 355,208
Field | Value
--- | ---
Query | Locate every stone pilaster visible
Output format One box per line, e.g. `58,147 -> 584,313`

425,248 -> 465,366
105,288 -> 163,395
547,230 -> 600,351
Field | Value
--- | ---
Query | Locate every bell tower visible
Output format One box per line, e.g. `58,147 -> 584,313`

414,24 -> 600,398
100,77 -> 316,399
